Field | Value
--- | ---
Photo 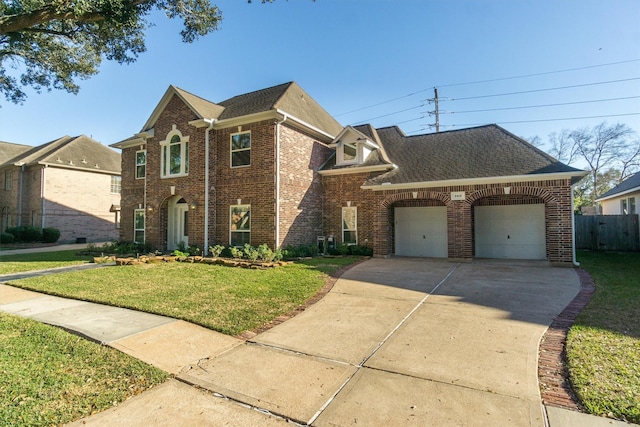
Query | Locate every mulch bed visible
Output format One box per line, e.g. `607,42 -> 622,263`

538,268 -> 595,410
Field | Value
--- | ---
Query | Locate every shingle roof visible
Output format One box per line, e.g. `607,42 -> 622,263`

0,135 -> 120,174
0,141 -> 31,164
598,171 -> 640,200
362,124 -> 585,186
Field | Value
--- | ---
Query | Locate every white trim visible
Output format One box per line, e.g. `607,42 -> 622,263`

596,187 -> 640,202
342,206 -> 357,245
318,164 -> 396,176
134,208 -> 145,243
135,149 -> 146,179
110,130 -> 154,149
361,171 -> 588,191
160,126 -> 190,178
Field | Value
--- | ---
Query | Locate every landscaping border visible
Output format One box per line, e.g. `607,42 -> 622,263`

538,268 -> 595,410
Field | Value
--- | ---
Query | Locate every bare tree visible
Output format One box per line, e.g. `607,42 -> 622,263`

568,122 -> 639,205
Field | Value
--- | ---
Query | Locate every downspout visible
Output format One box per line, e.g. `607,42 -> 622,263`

275,113 -> 288,249
17,164 -> 25,226
40,165 -> 47,228
203,119 -> 215,255
571,182 -> 580,267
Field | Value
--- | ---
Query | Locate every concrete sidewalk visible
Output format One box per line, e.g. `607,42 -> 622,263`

1,257 -> 636,426
0,242 -> 102,256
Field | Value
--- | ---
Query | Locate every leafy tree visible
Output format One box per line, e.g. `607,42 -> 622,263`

0,0 -> 222,103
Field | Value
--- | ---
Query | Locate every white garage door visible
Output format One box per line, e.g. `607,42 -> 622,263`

395,206 -> 448,258
475,204 -> 546,260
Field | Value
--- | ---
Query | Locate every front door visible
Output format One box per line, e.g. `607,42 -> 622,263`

167,196 -> 189,250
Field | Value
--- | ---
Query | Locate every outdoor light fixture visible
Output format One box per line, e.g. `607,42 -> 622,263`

190,203 -> 197,210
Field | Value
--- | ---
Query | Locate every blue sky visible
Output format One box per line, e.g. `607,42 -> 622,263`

1,0 -> 639,159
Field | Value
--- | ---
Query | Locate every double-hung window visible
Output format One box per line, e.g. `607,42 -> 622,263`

4,170 -> 12,190
110,176 -> 121,194
160,126 -> 189,177
621,197 -> 636,215
342,206 -> 357,245
134,209 -> 145,243
230,205 -> 250,246
136,150 -> 146,179
231,131 -> 251,168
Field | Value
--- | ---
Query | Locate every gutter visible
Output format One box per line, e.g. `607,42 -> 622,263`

17,165 -> 25,226
40,165 -> 47,228
203,119 -> 216,255
275,113 -> 288,249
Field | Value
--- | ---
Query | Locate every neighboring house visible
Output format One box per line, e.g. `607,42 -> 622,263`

0,136 -> 121,243
112,82 -> 588,264
596,171 -> 640,216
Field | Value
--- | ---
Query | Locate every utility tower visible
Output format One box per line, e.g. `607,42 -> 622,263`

427,87 -> 440,132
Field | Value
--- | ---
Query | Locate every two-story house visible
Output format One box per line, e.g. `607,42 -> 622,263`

1,135 -> 121,243
112,82 -> 587,264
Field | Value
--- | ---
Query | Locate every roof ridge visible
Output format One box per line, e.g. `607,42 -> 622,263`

219,81 -> 293,104
172,85 -> 217,105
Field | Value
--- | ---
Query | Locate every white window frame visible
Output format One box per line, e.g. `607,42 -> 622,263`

160,125 -> 189,178
230,131 -> 251,168
336,140 -> 373,166
230,204 -> 251,246
342,206 -> 358,245
135,150 -> 146,179
110,176 -> 121,194
134,209 -> 145,243
621,197 -> 636,215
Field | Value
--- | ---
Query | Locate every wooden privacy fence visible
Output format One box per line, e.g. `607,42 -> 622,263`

575,215 -> 640,251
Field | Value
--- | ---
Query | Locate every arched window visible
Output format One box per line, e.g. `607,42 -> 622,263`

160,125 -> 189,177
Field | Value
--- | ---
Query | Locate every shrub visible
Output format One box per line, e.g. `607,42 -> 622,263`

5,226 -> 25,242
209,244 -> 225,257
273,248 -> 284,262
21,226 -> 43,243
229,246 -> 243,259
243,243 -> 259,262
42,227 -> 61,243
257,244 -> 274,262
1,232 -> 14,244
187,245 -> 202,256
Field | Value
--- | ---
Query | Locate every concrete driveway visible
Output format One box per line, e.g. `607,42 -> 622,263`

180,258 -> 581,426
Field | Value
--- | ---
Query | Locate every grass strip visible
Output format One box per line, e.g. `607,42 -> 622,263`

0,313 -> 168,427
567,251 -> 640,423
8,256 -> 360,336
0,250 -> 92,275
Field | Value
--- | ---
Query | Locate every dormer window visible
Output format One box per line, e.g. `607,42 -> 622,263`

336,139 -> 373,166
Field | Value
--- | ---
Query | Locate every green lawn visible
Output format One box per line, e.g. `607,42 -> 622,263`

567,251 -> 640,424
0,313 -> 168,427
0,250 -> 92,274
7,256 -> 360,336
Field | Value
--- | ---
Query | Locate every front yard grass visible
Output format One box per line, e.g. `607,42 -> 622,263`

0,313 -> 168,427
0,250 -> 92,275
8,256 -> 361,336
567,251 -> 640,424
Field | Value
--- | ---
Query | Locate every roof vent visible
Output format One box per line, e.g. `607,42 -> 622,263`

56,157 -> 62,163
81,158 -> 87,164
95,164 -> 100,169
69,160 -> 74,165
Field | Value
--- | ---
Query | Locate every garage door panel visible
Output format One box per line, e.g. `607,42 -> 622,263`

475,204 -> 546,260
395,207 -> 448,258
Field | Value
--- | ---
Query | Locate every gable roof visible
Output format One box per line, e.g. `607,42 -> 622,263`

359,124 -> 586,188
596,171 -> 640,202
0,135 -> 120,174
0,141 -> 31,164
135,82 -> 342,140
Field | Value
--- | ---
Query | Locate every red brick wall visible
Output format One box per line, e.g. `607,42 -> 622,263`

278,124 -> 333,247
323,174 -> 576,264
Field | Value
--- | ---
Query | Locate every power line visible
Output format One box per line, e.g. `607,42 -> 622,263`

446,78 -> 640,101
334,58 -> 640,117
445,96 -> 640,115
442,112 -> 640,128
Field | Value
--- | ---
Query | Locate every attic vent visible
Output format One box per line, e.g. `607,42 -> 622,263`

82,158 -> 87,164
95,164 -> 100,169
56,157 -> 62,163
69,160 -> 74,165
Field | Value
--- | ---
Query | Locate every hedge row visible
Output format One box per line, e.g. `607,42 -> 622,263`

1,226 -> 61,244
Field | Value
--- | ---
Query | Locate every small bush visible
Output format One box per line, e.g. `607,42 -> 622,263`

1,232 -> 14,244
229,246 -> 243,259
5,226 -> 25,242
41,227 -> 61,243
257,244 -> 274,262
187,245 -> 202,256
22,226 -> 43,243
243,243 -> 259,262
273,248 -> 284,262
209,244 -> 225,257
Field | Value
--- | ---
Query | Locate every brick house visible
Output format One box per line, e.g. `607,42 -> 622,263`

112,82 -> 587,264
0,136 -> 121,243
